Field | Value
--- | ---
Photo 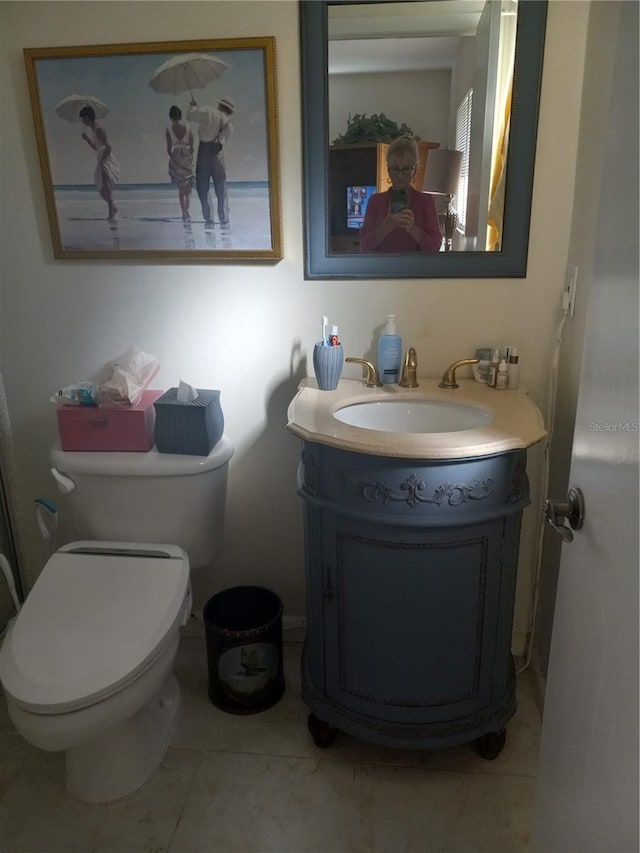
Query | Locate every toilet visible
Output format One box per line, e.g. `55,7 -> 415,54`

0,436 -> 233,803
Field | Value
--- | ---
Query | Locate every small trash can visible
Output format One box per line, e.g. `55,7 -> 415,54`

203,585 -> 285,714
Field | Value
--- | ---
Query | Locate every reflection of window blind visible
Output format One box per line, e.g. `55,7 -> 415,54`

455,89 -> 473,231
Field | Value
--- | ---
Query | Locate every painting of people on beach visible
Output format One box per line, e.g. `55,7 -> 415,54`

24,38 -> 282,261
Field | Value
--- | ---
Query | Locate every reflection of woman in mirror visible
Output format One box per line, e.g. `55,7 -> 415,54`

360,137 -> 441,253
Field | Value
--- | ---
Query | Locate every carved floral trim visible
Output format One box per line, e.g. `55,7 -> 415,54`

505,458 -> 528,504
360,473 -> 494,507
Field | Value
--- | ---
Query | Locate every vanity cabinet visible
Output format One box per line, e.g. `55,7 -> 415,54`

297,441 -> 530,756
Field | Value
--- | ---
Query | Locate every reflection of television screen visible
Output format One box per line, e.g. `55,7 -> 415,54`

346,185 -> 376,229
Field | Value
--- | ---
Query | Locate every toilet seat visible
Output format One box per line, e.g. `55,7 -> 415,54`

0,542 -> 190,715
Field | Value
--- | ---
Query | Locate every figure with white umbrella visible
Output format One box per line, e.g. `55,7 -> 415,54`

148,53 -> 233,227
166,105 -> 195,222
55,94 -> 120,221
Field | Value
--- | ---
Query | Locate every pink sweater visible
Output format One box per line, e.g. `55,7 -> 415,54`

360,189 -> 442,253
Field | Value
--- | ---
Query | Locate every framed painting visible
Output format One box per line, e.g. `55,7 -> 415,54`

24,37 -> 282,261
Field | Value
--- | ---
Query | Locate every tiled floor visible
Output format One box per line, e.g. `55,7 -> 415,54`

0,625 -> 541,853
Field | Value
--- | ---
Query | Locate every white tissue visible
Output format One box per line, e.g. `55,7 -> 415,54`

177,380 -> 198,403
96,347 -> 160,408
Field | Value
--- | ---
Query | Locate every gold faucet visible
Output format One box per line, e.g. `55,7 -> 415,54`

399,347 -> 419,388
345,357 -> 383,387
439,358 -> 479,389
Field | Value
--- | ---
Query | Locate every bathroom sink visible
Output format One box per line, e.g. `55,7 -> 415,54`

333,399 -> 494,433
287,378 -> 547,460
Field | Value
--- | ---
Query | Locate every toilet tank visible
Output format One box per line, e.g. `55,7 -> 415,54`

50,437 -> 234,569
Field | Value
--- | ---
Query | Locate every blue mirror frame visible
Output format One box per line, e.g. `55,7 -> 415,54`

300,0 -> 548,279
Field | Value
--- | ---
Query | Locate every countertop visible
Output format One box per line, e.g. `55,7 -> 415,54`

286,378 -> 547,460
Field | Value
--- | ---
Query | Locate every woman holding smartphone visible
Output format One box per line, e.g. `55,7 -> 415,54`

359,137 -> 441,253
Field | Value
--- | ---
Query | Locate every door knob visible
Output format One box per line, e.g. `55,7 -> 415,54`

544,487 -> 585,543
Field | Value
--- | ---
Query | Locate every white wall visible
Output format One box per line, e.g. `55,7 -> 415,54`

0,1 -> 591,654
329,69 -> 451,144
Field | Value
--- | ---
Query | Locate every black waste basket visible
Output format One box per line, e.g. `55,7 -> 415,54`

203,585 -> 285,714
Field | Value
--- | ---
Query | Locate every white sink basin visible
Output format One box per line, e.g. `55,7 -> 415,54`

333,399 -> 494,433
287,378 -> 547,460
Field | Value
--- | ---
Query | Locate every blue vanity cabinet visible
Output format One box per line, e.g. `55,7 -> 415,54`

297,442 -> 530,756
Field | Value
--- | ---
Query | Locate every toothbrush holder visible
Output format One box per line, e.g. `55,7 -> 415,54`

313,342 -> 344,391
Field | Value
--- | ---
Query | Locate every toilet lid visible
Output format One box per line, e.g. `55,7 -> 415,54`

0,546 -> 189,713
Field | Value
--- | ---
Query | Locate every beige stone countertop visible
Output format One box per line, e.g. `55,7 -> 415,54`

287,378 -> 547,460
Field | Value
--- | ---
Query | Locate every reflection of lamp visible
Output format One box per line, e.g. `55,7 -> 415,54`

423,149 -> 463,252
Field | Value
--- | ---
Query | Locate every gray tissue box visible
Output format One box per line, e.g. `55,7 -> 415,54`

153,388 -> 224,456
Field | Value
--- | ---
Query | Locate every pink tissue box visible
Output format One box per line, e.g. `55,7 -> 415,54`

56,390 -> 164,452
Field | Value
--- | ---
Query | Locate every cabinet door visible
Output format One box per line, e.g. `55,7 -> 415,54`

322,514 -> 506,725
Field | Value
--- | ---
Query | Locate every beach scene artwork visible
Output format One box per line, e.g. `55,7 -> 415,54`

24,39 -> 282,260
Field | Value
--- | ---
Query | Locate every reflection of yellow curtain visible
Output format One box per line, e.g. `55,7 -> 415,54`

487,1 -> 517,250
487,79 -> 512,251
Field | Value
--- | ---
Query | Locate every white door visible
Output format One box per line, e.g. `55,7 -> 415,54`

532,3 -> 639,851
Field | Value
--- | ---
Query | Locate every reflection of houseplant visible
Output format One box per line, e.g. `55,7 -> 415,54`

332,112 -> 417,144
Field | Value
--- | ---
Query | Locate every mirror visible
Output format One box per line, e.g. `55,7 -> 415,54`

300,0 -> 548,278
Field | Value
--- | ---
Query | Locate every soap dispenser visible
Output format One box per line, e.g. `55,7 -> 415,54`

378,314 -> 402,384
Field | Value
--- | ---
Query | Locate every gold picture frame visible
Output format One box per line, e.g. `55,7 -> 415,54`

24,37 -> 282,262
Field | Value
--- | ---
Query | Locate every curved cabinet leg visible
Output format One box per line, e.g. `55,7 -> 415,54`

307,713 -> 337,748
474,728 -> 506,760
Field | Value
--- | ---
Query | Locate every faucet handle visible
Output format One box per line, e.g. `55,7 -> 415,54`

345,357 -> 383,387
439,358 -> 479,389
399,347 -> 419,388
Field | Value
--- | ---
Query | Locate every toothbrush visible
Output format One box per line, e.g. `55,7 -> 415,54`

322,315 -> 328,346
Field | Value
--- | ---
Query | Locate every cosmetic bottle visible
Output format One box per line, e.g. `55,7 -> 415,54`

487,348 -> 501,387
496,359 -> 508,390
377,314 -> 402,384
507,347 -> 520,389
